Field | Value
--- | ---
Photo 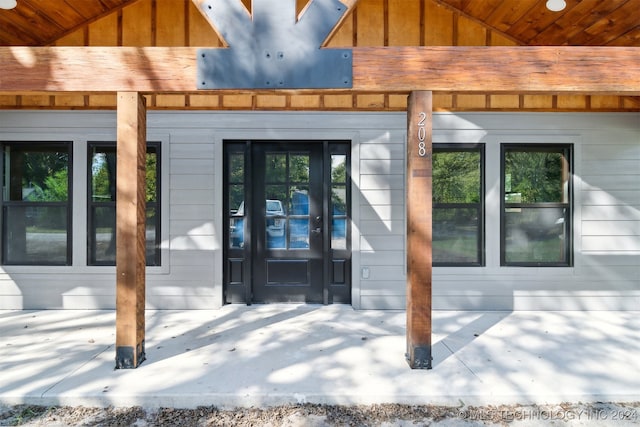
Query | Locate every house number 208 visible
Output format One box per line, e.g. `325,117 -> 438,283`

417,111 -> 427,157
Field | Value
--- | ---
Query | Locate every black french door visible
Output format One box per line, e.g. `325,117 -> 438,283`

224,140 -> 350,304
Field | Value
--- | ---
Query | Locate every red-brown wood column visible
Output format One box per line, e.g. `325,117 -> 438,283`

406,91 -> 433,369
115,92 -> 147,369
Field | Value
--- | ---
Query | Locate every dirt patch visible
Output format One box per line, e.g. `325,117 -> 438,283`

1,402 -> 639,426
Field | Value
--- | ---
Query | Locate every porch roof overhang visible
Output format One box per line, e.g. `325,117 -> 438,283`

1,46 -> 639,96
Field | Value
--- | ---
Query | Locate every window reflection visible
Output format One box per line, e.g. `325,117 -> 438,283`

432,145 -> 484,266
331,154 -> 348,250
2,143 -> 71,265
502,145 -> 572,266
228,152 -> 245,249
88,144 -> 160,266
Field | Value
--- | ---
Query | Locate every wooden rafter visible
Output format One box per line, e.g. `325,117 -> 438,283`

1,46 -> 639,95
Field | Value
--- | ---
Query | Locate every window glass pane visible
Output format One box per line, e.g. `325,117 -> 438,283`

504,207 -> 568,264
433,207 -> 480,264
145,148 -> 157,203
145,206 -> 158,265
432,146 -> 483,266
504,150 -> 568,203
265,153 -> 286,183
433,151 -> 480,203
88,144 -> 159,266
4,206 -> 68,264
91,148 -> 116,202
5,146 -> 69,202
91,205 -> 116,264
331,154 -> 347,184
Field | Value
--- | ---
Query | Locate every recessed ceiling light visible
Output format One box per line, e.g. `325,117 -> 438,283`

0,0 -> 17,10
546,0 -> 566,12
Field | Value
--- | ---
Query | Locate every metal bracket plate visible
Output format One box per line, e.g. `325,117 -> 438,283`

196,0 -> 353,89
198,48 -> 352,89
406,346 -> 433,369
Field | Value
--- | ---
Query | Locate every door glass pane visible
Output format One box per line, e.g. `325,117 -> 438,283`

331,154 -> 346,183
289,186 -> 309,250
331,185 -> 347,215
290,154 -> 310,182
331,154 -> 348,250
228,151 -> 245,249
289,218 -> 309,249
331,186 -> 347,249
265,191 -> 286,249
265,153 -> 287,183
504,207 -> 568,263
290,186 -> 309,215
229,186 -> 244,249
229,152 -> 244,182
331,218 -> 347,250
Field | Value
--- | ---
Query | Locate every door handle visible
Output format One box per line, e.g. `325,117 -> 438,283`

311,227 -> 322,235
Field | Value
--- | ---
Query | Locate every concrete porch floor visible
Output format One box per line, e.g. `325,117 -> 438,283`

0,305 -> 638,409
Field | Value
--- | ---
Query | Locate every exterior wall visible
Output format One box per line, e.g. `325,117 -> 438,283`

0,111 -> 638,310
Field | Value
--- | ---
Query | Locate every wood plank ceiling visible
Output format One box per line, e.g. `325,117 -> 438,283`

0,0 -> 638,47
435,0 -> 640,46
0,0 -> 139,46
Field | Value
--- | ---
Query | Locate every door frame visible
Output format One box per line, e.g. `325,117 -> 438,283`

222,139 -> 352,305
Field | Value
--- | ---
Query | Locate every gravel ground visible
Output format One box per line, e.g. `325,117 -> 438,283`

1,402 -> 639,426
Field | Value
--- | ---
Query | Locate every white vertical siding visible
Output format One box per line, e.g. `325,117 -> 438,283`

0,111 -> 638,310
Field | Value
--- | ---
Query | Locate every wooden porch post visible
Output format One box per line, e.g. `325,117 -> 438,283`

115,92 -> 147,369
406,91 -> 433,369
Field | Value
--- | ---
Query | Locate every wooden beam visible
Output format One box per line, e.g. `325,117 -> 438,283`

406,91 -> 432,369
0,46 -> 638,95
115,91 -> 147,369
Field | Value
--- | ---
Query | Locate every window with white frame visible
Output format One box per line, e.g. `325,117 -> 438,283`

501,144 -> 572,266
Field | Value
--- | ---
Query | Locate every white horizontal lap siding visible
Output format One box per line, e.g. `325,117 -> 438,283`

357,130 -> 407,309
429,114 -> 640,311
160,131 -> 219,308
1,111 -> 639,311
572,130 -> 640,309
